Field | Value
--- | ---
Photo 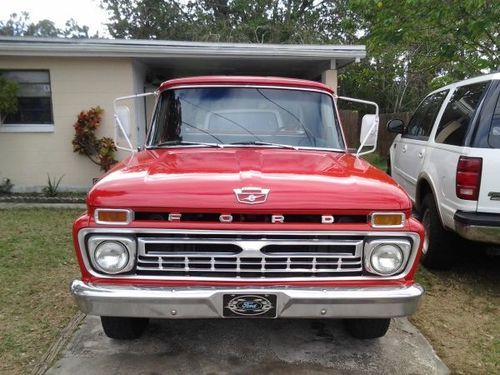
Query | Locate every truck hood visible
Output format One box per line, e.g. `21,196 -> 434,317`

88,148 -> 410,212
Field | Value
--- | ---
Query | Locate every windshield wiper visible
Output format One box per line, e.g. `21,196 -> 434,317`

256,88 -> 316,146
155,141 -> 224,148
229,141 -> 298,150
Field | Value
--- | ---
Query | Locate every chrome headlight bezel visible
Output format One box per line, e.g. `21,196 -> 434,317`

364,239 -> 411,276
87,236 -> 136,275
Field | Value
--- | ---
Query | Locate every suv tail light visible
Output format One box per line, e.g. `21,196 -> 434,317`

456,156 -> 482,200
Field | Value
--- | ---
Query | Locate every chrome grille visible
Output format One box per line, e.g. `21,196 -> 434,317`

136,236 -> 364,278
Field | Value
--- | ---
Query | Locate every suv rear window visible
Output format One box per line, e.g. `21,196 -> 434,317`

489,90 -> 500,148
435,81 -> 490,146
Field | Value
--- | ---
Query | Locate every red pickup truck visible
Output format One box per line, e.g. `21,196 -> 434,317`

70,76 -> 424,340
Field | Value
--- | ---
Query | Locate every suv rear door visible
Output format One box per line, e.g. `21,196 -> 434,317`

476,81 -> 500,213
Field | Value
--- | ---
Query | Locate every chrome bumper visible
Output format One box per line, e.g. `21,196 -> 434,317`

70,280 -> 423,319
454,211 -> 500,245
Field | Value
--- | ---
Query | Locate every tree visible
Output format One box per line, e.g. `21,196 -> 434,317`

100,0 -> 359,44
0,12 -> 97,38
0,77 -> 18,124
340,0 -> 499,112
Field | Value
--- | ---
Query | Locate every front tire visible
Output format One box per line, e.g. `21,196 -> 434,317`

100,316 -> 149,340
420,194 -> 454,270
344,318 -> 390,339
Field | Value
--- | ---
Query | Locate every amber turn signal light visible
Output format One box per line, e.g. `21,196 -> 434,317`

95,209 -> 133,225
371,212 -> 405,228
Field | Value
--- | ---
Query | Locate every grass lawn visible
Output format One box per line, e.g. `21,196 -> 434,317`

0,208 -> 82,374
0,208 -> 498,374
362,153 -> 388,171
412,247 -> 500,374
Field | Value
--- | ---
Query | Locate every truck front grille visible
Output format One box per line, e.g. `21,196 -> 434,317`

135,235 -> 363,278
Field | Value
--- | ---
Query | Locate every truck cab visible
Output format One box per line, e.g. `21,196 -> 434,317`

71,76 -> 424,340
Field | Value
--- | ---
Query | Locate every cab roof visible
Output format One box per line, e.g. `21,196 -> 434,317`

159,76 -> 334,94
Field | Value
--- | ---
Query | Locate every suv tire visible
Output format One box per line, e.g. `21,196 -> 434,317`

100,316 -> 149,339
344,318 -> 390,339
420,194 -> 454,270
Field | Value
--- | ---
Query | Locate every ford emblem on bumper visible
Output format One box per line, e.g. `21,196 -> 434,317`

223,294 -> 277,317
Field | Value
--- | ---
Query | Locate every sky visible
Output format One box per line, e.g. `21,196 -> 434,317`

0,0 -> 110,36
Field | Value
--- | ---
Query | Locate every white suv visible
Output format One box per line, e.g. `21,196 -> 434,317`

387,73 -> 500,269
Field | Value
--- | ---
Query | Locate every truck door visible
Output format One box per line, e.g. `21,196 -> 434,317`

392,90 -> 448,200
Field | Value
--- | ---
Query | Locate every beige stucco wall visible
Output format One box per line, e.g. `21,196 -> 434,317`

0,57 -> 136,192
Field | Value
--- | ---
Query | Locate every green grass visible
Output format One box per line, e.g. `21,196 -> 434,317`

361,153 -> 387,171
412,259 -> 500,374
0,208 -> 83,374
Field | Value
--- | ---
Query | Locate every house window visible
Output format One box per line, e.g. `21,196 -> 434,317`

0,70 -> 54,132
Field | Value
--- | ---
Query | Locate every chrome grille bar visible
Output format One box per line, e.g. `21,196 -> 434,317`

136,236 -> 363,278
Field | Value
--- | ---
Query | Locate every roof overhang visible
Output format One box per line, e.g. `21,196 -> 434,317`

0,37 -> 366,79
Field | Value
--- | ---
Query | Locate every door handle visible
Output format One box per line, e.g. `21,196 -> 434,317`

418,151 -> 424,158
402,144 -> 407,153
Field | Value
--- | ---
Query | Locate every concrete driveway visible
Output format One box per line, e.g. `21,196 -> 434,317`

47,316 -> 448,374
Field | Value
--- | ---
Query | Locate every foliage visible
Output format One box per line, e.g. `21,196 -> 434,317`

72,107 -> 118,171
0,77 -> 18,123
0,11 -> 97,38
0,178 -> 14,194
100,0 -> 359,44
340,0 -> 500,112
42,174 -> 64,197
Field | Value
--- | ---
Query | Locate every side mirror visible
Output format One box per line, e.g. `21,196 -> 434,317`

359,114 -> 379,147
113,91 -> 156,153
336,96 -> 379,156
115,105 -> 131,138
386,119 -> 405,134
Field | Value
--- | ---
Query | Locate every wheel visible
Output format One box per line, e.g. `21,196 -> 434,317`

344,318 -> 390,339
100,316 -> 149,339
420,194 -> 454,270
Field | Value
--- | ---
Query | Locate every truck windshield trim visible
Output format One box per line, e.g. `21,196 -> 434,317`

147,86 -> 346,152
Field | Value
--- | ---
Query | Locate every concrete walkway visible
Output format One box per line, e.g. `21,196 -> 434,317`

47,316 -> 448,375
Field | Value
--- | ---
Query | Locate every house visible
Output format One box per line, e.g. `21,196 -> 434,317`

0,37 -> 365,192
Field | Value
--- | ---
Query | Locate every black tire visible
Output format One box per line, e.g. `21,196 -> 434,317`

344,318 -> 390,339
420,194 -> 454,270
100,316 -> 149,340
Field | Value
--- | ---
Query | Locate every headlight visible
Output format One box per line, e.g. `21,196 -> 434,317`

88,237 -> 136,275
95,241 -> 129,273
370,244 -> 403,274
364,240 -> 411,276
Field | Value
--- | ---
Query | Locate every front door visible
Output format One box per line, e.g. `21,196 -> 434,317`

393,90 -> 449,200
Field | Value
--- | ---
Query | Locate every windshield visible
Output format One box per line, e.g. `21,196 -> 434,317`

148,87 -> 345,150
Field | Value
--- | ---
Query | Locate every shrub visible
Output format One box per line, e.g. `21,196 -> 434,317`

0,177 -> 14,194
42,174 -> 64,197
72,107 -> 117,171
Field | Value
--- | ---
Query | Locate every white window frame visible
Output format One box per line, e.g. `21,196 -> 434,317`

0,70 -> 54,133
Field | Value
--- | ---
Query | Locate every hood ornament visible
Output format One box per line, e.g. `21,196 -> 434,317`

234,187 -> 270,205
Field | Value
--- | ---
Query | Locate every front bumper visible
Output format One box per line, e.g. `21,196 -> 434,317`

454,211 -> 500,245
70,280 -> 423,319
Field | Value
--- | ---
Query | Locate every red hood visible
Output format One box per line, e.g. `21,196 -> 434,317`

88,148 -> 410,212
